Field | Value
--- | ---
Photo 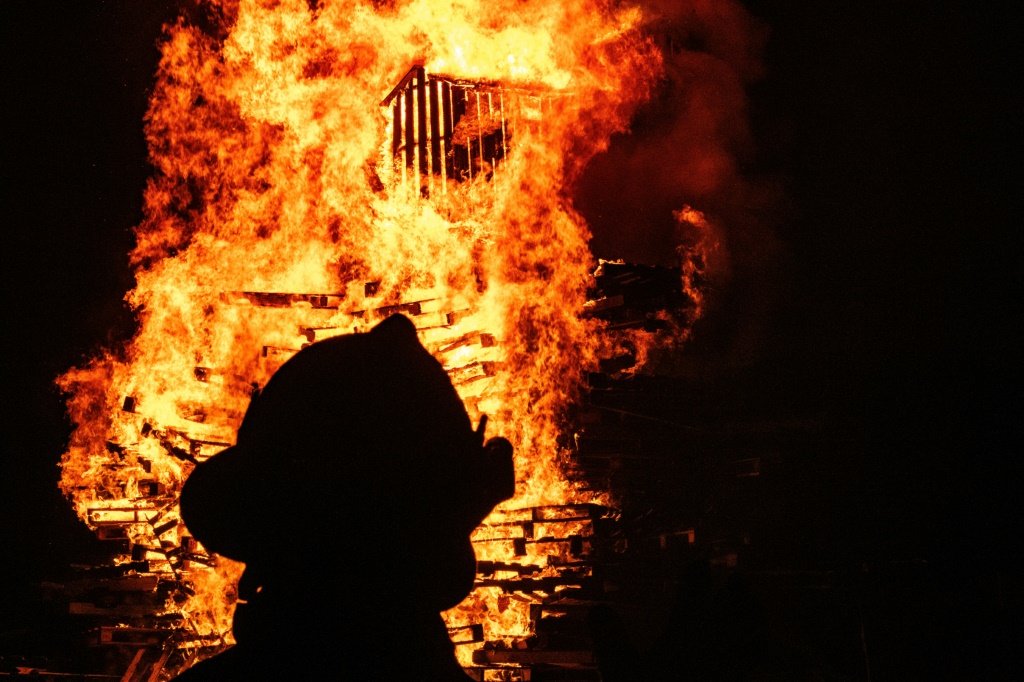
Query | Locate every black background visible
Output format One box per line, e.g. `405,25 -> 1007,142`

2,1 -> 1020,678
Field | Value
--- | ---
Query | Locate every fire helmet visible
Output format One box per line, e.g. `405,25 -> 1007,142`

179,314 -> 513,564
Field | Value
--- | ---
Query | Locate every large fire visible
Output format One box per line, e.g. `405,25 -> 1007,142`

56,0 -> 719,676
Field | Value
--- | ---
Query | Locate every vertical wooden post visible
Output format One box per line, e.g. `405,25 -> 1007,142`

416,67 -> 428,183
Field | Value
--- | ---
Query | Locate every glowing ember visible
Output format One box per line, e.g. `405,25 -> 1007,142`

56,0 -> 715,674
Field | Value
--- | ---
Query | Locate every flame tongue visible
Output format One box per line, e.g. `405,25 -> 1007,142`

57,0 -> 670,669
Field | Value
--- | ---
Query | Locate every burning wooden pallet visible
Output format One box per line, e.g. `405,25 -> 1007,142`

47,263 -> 692,679
381,65 -> 559,191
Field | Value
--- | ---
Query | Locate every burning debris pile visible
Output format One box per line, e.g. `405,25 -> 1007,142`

46,259 -> 699,680
49,1 -> 721,679
46,263 -> 697,680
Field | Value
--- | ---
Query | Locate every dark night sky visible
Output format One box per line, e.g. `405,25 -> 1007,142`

1,0 -> 1020,676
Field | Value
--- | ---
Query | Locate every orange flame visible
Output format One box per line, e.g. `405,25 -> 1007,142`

54,0 -> 727,672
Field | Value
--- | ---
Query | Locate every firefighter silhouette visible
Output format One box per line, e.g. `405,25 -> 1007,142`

174,313 -> 514,680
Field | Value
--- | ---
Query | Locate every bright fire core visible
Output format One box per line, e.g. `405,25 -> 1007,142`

57,0 -> 710,673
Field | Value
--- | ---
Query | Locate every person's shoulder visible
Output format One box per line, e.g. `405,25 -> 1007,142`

170,647 -> 248,681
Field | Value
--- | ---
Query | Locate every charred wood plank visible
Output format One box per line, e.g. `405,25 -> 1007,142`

221,291 -> 345,309
416,67 -> 428,179
472,648 -> 596,667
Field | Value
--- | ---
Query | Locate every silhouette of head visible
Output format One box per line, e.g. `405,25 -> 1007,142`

180,314 -> 513,612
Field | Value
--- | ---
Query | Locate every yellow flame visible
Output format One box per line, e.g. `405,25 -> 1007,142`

57,0 -> 683,671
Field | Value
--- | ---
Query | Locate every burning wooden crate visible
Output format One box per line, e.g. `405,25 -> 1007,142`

382,65 -> 557,193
